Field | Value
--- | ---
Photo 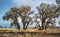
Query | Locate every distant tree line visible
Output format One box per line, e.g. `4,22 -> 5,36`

2,3 -> 60,30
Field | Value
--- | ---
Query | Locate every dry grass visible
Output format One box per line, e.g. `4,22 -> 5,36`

0,28 -> 60,33
0,28 -> 60,37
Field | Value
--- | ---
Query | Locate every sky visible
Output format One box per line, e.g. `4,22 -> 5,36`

0,0 -> 60,27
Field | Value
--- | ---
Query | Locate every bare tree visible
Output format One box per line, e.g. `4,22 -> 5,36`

37,3 -> 60,30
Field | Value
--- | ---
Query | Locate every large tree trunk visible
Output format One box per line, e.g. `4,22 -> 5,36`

22,19 -> 26,30
23,23 -> 26,30
39,17 -> 46,30
17,23 -> 20,30
42,22 -> 45,30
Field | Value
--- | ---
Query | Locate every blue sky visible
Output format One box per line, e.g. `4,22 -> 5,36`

0,0 -> 60,27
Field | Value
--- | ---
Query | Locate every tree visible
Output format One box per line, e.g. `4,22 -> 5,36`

2,10 -> 20,30
10,5 -> 34,30
58,21 -> 60,25
32,13 -> 41,29
36,3 -> 60,30
56,0 -> 60,4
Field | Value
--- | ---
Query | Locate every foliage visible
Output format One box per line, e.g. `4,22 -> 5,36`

36,3 -> 60,30
2,3 -> 60,30
17,5 -> 34,30
2,7 -> 20,30
56,0 -> 60,4
3,5 -> 34,30
58,21 -> 60,25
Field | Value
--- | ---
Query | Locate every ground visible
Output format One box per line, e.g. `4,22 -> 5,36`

0,28 -> 60,37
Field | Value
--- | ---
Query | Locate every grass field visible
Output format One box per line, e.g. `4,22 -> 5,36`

0,28 -> 60,37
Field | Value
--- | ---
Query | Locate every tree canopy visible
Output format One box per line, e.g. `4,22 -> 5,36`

56,0 -> 60,4
2,5 -> 34,30
2,3 -> 60,30
37,3 -> 60,30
